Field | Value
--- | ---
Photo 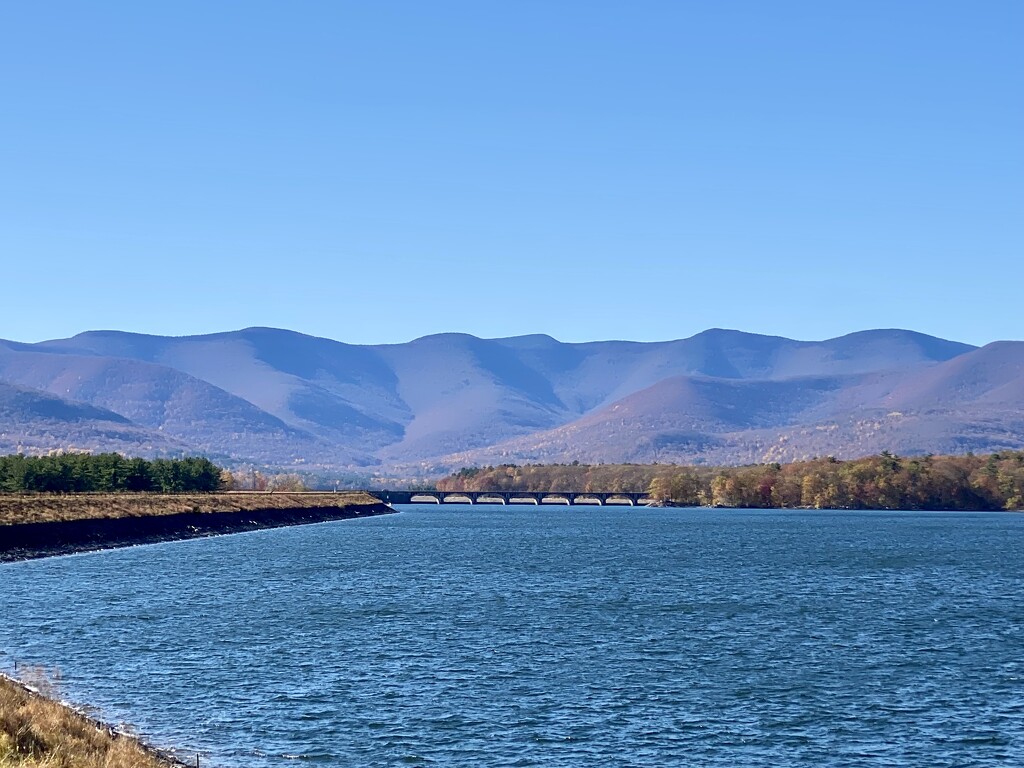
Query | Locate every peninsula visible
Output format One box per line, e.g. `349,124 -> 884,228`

0,453 -> 394,561
0,491 -> 393,562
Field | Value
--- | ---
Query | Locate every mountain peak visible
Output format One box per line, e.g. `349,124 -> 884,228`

2,326 -> 1018,471
690,328 -> 782,341
493,333 -> 562,348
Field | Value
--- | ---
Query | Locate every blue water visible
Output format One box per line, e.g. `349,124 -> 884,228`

1,506 -> 1022,766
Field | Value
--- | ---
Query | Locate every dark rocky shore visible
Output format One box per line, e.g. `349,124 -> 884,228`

0,501 -> 395,563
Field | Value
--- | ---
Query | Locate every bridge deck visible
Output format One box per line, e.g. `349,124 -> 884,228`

375,490 -> 654,506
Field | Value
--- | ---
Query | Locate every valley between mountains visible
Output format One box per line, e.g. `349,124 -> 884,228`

1,327 -> 1022,476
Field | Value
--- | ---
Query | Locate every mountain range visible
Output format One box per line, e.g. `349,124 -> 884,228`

1,327 -> 1022,476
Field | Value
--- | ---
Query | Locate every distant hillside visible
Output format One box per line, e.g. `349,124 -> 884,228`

0,341 -> 371,467
2,327 -> 1020,472
443,342 -> 1024,467
0,380 -> 185,457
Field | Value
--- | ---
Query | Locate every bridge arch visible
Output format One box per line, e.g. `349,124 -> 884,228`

604,495 -> 637,506
540,494 -> 571,505
440,493 -> 474,504
507,495 -> 540,505
409,493 -> 442,504
475,494 -> 506,505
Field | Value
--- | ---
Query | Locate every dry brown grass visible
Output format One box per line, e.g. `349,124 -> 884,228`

0,492 -> 381,527
0,674 -> 179,768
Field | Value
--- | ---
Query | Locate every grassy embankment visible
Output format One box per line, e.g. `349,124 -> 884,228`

0,491 -> 381,526
0,491 -> 391,563
0,673 -> 180,768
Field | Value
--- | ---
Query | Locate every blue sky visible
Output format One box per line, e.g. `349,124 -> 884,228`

1,1 -> 1021,346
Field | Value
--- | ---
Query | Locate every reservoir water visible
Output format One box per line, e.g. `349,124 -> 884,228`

1,505 -> 1022,766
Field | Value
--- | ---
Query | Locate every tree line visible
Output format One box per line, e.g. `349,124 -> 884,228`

437,452 -> 1024,511
0,453 -> 224,494
221,468 -> 308,492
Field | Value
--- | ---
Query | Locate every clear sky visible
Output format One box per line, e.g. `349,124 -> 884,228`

1,1 -> 1021,346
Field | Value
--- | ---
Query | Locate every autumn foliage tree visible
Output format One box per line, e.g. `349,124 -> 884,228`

437,452 -> 1024,511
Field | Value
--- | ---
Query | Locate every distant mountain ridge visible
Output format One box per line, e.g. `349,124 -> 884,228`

1,327 -> 1020,474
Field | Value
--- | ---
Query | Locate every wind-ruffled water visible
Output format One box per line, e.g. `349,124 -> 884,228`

1,506 -> 1022,766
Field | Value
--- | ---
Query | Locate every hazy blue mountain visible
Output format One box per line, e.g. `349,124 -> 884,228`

35,328 -> 408,454
371,333 -> 572,460
878,341 -> 1024,410
443,341 -> 1024,468
0,380 -> 186,457
0,342 -> 371,467
2,326 -> 1016,472
487,328 -> 974,413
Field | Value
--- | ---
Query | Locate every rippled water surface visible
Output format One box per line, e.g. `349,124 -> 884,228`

2,506 -> 1023,766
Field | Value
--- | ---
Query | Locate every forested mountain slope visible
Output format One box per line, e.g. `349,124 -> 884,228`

2,328 -> 1018,471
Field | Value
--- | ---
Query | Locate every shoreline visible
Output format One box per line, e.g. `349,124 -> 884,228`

0,670 -> 189,767
0,493 -> 395,563
0,492 -> 396,766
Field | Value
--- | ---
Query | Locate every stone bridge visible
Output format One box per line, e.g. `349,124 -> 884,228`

375,490 -> 653,506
